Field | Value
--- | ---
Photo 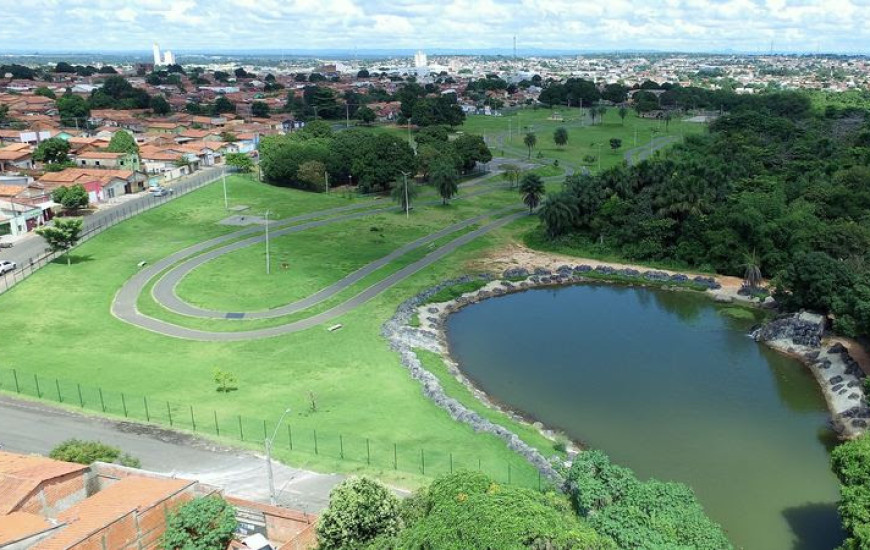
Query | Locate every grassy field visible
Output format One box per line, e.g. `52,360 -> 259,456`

174,187 -> 521,313
464,106 -> 707,172
0,111 -> 697,489
0,174 -> 555,487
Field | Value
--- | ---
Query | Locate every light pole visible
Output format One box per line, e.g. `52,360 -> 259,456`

325,171 -> 329,194
222,170 -> 228,209
264,210 -> 271,275
597,143 -> 602,172
400,171 -> 411,218
265,407 -> 292,506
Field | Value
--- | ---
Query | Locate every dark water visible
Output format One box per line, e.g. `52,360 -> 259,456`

446,284 -> 844,550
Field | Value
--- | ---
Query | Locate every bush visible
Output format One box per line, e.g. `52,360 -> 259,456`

163,496 -> 237,550
566,450 -> 731,549
49,439 -> 133,466
395,471 -> 614,550
832,435 -> 870,549
317,477 -> 402,550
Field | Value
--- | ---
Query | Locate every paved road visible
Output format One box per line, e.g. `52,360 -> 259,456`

154,207 -> 518,319
624,135 -> 679,165
114,209 -> 525,341
0,395 -> 343,513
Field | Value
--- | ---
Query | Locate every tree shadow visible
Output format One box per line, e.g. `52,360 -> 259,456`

781,501 -> 844,550
50,254 -> 94,266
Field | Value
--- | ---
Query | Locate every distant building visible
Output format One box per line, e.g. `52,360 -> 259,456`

152,42 -> 176,66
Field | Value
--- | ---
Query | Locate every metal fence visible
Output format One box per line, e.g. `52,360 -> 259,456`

0,366 -> 551,491
0,166 -> 229,295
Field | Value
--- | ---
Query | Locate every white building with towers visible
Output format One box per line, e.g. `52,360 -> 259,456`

152,42 -> 175,66
413,50 -> 429,77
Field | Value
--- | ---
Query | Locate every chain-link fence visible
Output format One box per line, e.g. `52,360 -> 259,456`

0,166 -> 229,295
0,366 -> 553,491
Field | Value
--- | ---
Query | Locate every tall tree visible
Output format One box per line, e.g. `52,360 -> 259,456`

356,106 -> 376,125
51,184 -> 89,213
519,173 -> 546,213
430,158 -> 459,205
251,100 -> 270,118
225,152 -> 253,173
57,94 -> 89,128
33,137 -> 70,165
553,127 -> 568,149
150,95 -> 170,115
106,131 -> 139,155
36,218 -> 83,266
162,496 -> 237,550
618,106 -> 628,125
523,132 -> 537,159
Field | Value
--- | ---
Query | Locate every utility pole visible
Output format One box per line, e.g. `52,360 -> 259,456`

265,408 -> 292,506
264,210 -> 271,275
597,143 -> 602,172
403,172 -> 410,218
325,171 -> 329,194
222,171 -> 228,209
345,103 -> 350,128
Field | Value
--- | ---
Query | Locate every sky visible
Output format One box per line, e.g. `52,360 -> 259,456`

2,0 -> 870,54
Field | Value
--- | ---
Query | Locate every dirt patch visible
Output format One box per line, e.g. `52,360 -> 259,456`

469,242 -> 747,294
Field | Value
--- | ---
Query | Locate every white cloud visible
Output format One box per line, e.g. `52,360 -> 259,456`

2,0 -> 870,52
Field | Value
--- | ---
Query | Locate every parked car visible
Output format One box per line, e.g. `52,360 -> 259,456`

0,260 -> 16,275
0,241 -> 12,249
149,186 -> 174,197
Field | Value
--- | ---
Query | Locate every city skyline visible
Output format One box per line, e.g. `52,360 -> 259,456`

1,0 -> 870,55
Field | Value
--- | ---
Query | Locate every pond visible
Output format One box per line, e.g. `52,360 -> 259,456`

446,284 -> 844,550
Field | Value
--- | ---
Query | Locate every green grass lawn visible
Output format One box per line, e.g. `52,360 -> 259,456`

464,107 -> 707,172
0,174 -> 549,488
173,188 -> 520,313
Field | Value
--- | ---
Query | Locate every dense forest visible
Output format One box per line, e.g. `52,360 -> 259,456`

535,91 -> 870,338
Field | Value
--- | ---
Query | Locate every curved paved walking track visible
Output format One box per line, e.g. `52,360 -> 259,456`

112,179 -> 525,341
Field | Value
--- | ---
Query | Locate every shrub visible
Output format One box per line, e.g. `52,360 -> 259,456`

317,477 -> 402,549
566,450 -> 731,549
163,496 -> 237,550
832,435 -> 870,549
213,368 -> 238,393
50,439 -> 122,465
395,471 -> 614,550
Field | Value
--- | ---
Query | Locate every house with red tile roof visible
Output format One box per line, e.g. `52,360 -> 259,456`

0,451 -> 318,550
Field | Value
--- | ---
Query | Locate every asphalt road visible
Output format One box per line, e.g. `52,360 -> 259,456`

154,207 -> 518,319
624,135 -> 679,165
0,394 -> 343,513
113,209 -> 525,341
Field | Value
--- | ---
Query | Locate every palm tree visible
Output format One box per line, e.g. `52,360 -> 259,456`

588,108 -> 596,126
539,192 -> 579,237
618,106 -> 628,125
430,160 -> 459,205
501,164 -> 522,188
742,250 -> 763,289
597,105 -> 608,124
519,173 -> 546,213
553,127 -> 568,149
523,131 -> 537,159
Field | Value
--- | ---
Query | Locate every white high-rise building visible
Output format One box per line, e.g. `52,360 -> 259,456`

152,42 -> 176,66
414,51 -> 428,68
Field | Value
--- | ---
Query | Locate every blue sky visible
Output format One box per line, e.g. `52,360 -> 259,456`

2,0 -> 870,54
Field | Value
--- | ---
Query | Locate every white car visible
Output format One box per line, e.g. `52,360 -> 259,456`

0,260 -> 16,275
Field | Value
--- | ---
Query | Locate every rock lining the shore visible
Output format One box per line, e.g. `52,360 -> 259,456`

752,312 -> 869,437
381,275 -> 566,486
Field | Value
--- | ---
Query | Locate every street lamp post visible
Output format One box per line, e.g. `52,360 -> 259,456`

400,171 -> 411,218
222,171 -> 228,209
265,407 -> 292,506
264,210 -> 271,275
